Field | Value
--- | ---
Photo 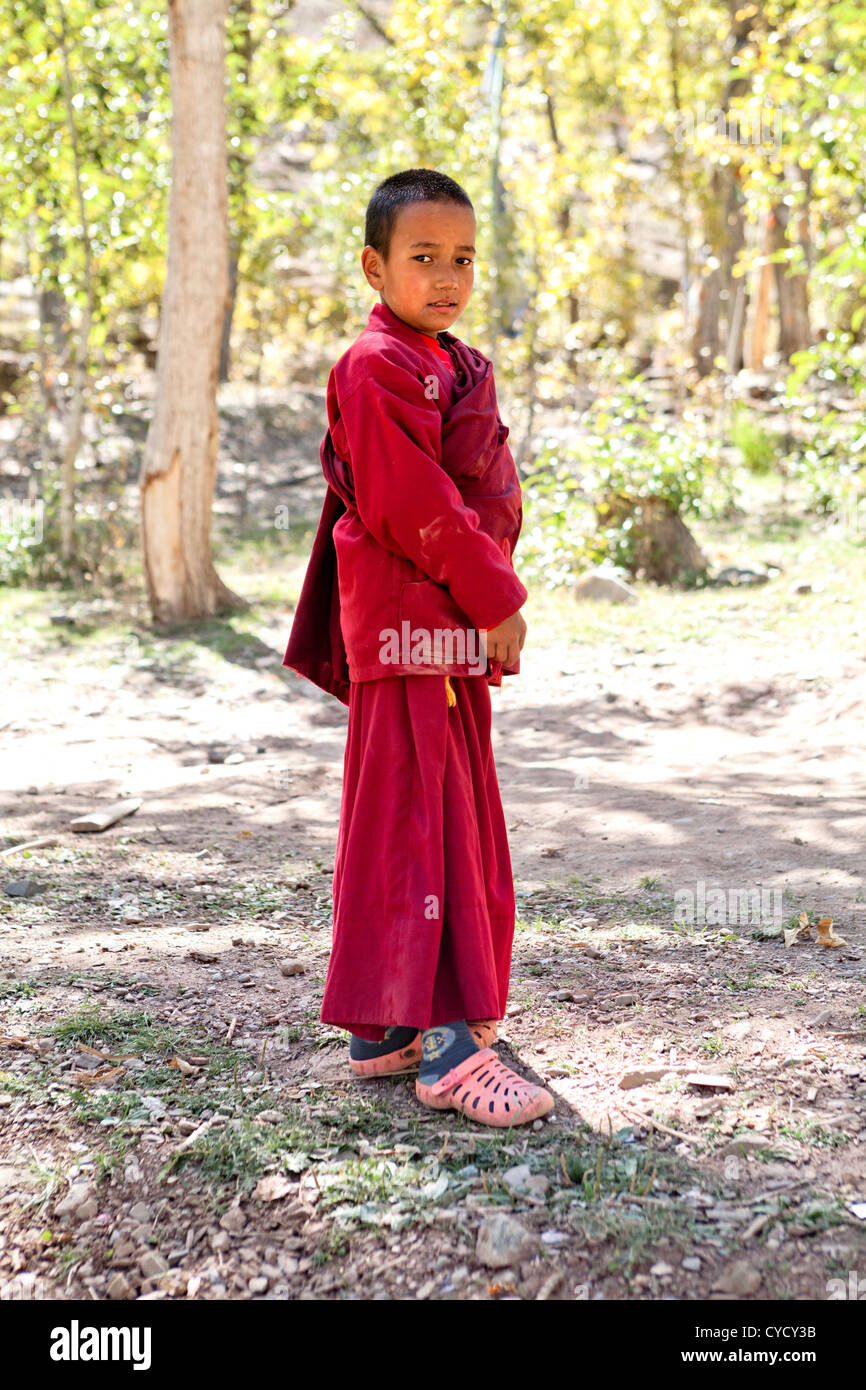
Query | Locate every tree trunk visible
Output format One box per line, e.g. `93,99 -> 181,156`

690,0 -> 752,375
56,9 -> 96,566
218,249 -> 238,384
772,177 -> 812,359
747,209 -> 774,369
599,495 -> 708,585
141,0 -> 245,625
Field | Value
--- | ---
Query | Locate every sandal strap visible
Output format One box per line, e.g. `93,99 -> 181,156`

428,1047 -> 497,1096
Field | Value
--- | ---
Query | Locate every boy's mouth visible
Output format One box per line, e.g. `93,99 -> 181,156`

429,300 -> 457,311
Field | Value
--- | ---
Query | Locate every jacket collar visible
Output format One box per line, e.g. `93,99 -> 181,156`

365,299 -> 442,351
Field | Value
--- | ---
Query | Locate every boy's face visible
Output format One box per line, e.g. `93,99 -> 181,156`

361,200 -> 476,336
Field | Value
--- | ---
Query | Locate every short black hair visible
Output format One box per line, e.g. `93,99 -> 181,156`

365,168 -> 474,261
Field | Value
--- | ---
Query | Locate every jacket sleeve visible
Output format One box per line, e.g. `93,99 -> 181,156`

336,357 -> 527,630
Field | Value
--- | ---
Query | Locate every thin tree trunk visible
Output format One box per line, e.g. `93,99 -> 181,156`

218,0 -> 256,384
747,209 -> 774,369
56,6 -> 95,566
690,0 -> 752,375
141,0 -> 245,625
218,250 -> 238,383
772,170 -> 812,358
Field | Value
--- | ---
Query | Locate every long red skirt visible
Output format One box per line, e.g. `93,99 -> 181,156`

320,673 -> 516,1042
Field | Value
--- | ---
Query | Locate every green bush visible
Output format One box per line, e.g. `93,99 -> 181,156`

519,378 -> 719,585
729,410 -> 779,474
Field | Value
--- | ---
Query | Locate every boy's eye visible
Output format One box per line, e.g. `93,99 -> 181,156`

411,255 -> 474,265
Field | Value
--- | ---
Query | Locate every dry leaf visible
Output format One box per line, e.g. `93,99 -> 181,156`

78,1043 -> 140,1063
798,911 -> 810,929
487,1282 -> 517,1297
0,1034 -> 41,1053
784,922 -> 811,947
70,1064 -> 126,1085
168,1056 -> 201,1076
815,916 -> 846,948
254,1175 -> 296,1203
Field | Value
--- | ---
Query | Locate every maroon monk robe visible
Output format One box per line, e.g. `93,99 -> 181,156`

282,302 -> 526,1040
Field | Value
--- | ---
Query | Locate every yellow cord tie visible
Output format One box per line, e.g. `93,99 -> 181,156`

444,674 -> 456,707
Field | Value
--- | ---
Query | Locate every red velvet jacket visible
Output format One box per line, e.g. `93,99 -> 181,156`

282,301 -> 527,704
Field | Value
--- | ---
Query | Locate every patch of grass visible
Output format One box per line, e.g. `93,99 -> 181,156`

559,1130 -> 657,1200
52,971 -> 160,997
0,979 -> 39,1000
166,1119 -> 269,1186
725,974 -> 771,991
778,1121 -> 852,1149
313,1229 -> 349,1266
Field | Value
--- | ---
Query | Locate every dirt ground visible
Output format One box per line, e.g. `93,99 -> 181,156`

1,519 -> 865,1302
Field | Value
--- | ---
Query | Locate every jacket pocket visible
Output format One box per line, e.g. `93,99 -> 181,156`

398,578 -> 486,674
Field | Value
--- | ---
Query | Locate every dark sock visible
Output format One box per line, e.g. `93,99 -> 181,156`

418,1021 -> 480,1085
349,1025 -> 419,1062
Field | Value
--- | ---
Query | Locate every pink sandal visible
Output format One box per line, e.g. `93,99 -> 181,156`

467,1019 -> 498,1048
415,1047 -> 554,1127
349,1032 -> 423,1078
349,1021 -> 499,1079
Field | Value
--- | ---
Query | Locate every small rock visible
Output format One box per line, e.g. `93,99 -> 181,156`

128,1201 -> 154,1223
69,1052 -> 103,1071
717,1135 -> 770,1157
55,1181 -> 97,1217
619,1067 -> 671,1090
573,568 -> 638,604
613,993 -> 636,1007
138,1252 -> 169,1278
685,1072 -> 735,1091
416,1278 -> 436,1300
501,1164 -> 532,1194
219,1205 -> 247,1234
476,1213 -> 539,1269
712,1260 -> 762,1296
549,989 -> 574,1002
279,960 -> 305,977
650,1261 -> 674,1277
5,878 -> 42,898
248,1276 -> 269,1294
106,1272 -> 134,1300
682,1256 -> 702,1272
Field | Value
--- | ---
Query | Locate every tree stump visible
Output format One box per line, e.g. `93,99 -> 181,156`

598,495 -> 709,585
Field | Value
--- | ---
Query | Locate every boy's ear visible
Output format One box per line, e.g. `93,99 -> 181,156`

361,245 -> 385,290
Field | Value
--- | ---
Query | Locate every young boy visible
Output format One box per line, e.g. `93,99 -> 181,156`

283,169 -> 553,1127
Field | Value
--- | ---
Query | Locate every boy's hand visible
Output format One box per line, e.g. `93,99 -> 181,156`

480,609 -> 526,668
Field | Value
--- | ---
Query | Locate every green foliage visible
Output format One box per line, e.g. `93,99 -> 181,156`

784,409 -> 866,527
0,463 -> 136,587
729,409 -> 780,475
520,378 -> 719,584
